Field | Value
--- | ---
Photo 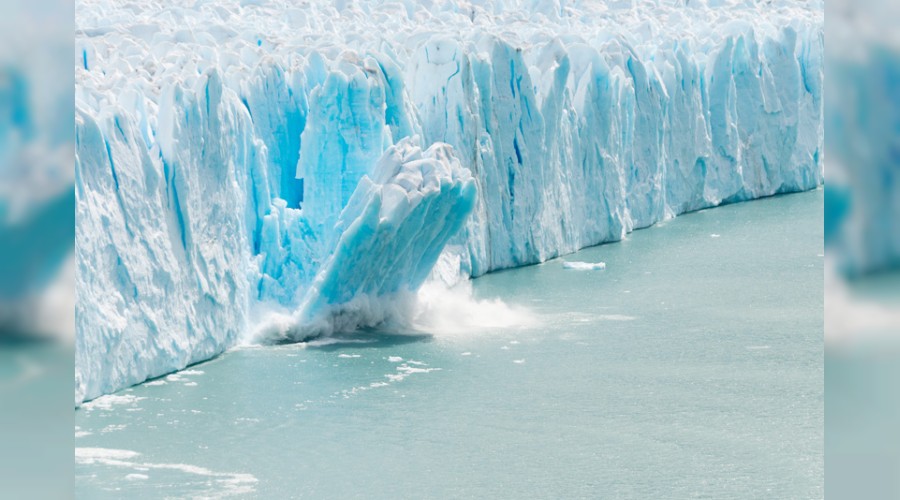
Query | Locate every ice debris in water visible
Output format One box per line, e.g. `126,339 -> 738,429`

75,0 -> 823,404
563,261 -> 607,271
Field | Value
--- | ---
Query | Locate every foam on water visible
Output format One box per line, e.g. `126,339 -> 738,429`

595,314 -> 637,321
81,394 -> 146,412
75,448 -> 257,497
248,276 -> 537,345
411,281 -> 538,336
825,260 -> 900,343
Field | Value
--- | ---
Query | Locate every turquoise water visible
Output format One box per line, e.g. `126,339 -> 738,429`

825,269 -> 900,499
826,340 -> 900,499
75,191 -> 823,499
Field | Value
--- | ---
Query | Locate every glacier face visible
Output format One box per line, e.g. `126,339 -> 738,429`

75,0 -> 824,404
825,0 -> 900,276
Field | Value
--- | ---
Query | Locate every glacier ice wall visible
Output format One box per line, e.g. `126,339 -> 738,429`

75,72 -> 256,401
75,0 -> 824,404
825,0 -> 900,276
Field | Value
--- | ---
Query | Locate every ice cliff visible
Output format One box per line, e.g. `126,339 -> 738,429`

75,0 -> 824,404
825,0 -> 900,276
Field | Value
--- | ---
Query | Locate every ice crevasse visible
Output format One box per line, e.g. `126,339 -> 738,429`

75,0 -> 824,404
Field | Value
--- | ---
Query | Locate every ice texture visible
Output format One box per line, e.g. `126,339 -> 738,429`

255,138 -> 476,343
75,0 -> 824,404
826,0 -> 900,275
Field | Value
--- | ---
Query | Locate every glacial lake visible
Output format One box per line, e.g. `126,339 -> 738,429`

76,190 -> 823,498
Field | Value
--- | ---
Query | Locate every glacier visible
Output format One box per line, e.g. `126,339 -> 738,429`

825,0 -> 900,276
75,0 -> 824,404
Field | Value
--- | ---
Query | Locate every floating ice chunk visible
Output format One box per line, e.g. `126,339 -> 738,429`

562,261 -> 607,271
396,364 -> 439,375
82,394 -> 146,411
75,448 -> 257,495
75,448 -> 140,461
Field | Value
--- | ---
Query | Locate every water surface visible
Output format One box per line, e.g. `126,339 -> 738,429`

76,190 -> 823,498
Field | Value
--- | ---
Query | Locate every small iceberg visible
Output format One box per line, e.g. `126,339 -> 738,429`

562,261 -> 606,271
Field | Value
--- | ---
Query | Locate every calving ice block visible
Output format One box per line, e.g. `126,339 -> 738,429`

254,138 -> 477,343
75,0 -> 824,404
